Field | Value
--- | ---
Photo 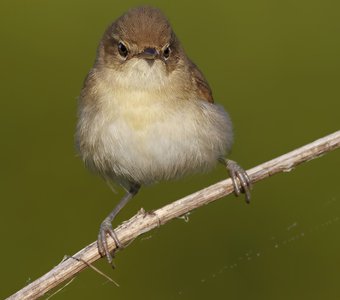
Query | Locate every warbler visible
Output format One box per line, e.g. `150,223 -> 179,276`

76,6 -> 251,263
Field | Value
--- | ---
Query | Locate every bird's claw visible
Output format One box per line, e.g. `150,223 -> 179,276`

98,219 -> 122,264
225,159 -> 252,203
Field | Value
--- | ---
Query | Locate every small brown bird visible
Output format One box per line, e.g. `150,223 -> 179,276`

76,6 -> 251,263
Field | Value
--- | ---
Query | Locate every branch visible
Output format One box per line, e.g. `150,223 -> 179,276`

7,130 -> 340,300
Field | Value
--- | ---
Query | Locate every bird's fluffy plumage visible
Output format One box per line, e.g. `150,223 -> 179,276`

76,7 -> 233,190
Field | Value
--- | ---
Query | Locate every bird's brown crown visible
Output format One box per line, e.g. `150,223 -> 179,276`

112,6 -> 173,49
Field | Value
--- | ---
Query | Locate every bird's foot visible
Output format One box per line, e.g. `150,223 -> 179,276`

98,218 -> 122,264
221,159 -> 252,203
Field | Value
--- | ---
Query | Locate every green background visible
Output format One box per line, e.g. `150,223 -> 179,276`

1,0 -> 339,299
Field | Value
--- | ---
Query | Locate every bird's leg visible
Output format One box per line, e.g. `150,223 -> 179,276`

98,184 -> 140,264
219,158 -> 252,203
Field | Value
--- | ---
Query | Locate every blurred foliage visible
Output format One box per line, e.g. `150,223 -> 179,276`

0,0 -> 339,299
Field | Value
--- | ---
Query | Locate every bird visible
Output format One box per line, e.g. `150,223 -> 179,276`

76,6 -> 251,264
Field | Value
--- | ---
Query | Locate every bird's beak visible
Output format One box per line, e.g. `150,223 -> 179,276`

139,48 -> 158,60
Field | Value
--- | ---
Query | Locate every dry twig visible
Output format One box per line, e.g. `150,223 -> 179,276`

6,130 -> 340,300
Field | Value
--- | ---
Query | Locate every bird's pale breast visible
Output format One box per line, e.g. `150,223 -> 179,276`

78,86 -> 233,186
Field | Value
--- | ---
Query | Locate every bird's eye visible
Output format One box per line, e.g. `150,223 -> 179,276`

163,46 -> 171,60
118,42 -> 128,58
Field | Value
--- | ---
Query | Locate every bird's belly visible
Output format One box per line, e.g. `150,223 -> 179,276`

82,95 -> 233,185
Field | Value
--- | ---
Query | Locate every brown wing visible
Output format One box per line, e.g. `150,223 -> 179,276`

188,59 -> 214,103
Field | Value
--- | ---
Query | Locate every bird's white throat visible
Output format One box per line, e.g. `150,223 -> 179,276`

115,57 -> 170,90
